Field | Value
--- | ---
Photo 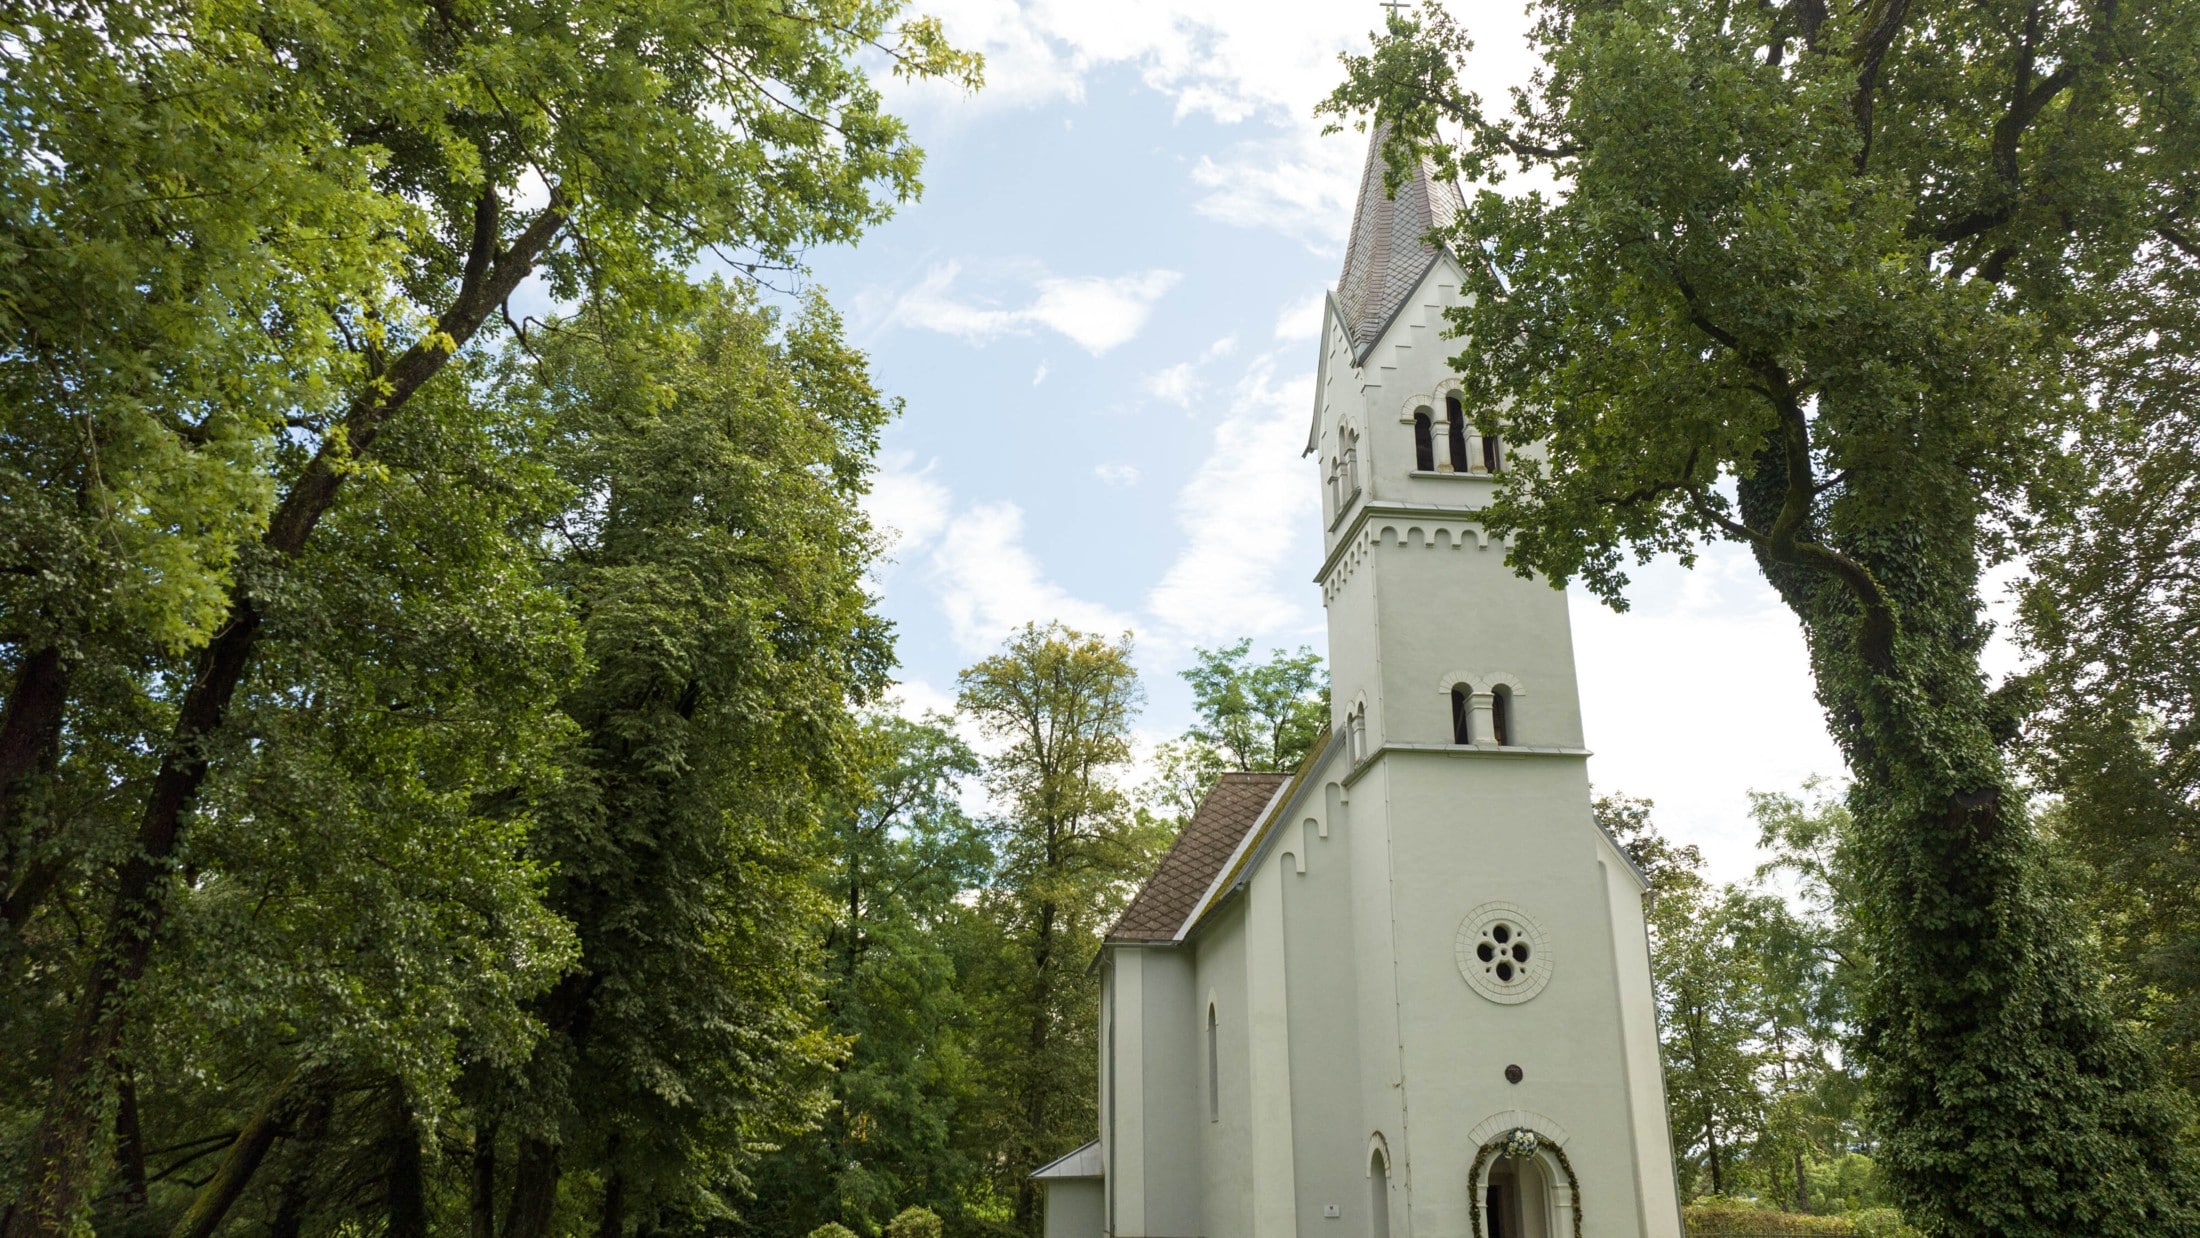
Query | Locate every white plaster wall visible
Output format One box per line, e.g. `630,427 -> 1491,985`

1248,860 -> 1299,1238
1047,1180 -> 1106,1238
1099,969 -> 1115,1237
1379,750 -> 1660,1237
1367,528 -> 1585,752
1112,950 -> 1147,1236
1195,901 -> 1253,1238
1140,948 -> 1205,1237
1280,797 -> 1363,1238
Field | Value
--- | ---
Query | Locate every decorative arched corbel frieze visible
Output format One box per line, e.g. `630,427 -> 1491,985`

1433,669 -> 1528,696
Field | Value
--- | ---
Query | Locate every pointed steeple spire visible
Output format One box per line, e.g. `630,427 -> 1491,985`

1334,122 -> 1463,359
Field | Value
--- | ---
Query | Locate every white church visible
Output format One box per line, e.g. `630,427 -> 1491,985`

1030,130 -> 1685,1238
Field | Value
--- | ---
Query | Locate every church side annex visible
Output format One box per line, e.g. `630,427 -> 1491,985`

1032,128 -> 1685,1238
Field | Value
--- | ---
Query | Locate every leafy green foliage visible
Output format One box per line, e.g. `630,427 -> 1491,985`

1180,641 -> 1328,774
885,1204 -> 946,1238
1328,0 -> 2200,1229
1144,642 -> 1328,821
744,714 -> 989,1238
1636,790 -> 1877,1214
0,0 -> 974,1228
955,623 -> 1162,1233
2017,234 -> 2200,1099
469,284 -> 900,1235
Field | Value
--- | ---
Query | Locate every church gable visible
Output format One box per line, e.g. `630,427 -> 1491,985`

1107,771 -> 1291,943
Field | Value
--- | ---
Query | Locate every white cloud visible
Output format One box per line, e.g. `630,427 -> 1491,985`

1273,290 -> 1327,341
1033,361 -> 1049,386
928,499 -> 1136,653
1142,361 -> 1202,408
880,675 -> 960,723
1191,130 -> 1369,250
1094,462 -> 1141,487
870,261 -> 1181,355
864,454 -> 953,557
1144,350 -> 1322,648
881,2 -> 1542,248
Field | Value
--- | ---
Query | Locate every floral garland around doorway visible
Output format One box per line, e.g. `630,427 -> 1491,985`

1467,1127 -> 1583,1238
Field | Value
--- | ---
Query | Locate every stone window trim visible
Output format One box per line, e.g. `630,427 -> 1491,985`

1397,387 -> 1500,475
1437,671 -> 1525,747
1455,901 -> 1555,1005
1434,669 -> 1526,697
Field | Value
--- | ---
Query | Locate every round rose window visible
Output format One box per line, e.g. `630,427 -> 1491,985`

1454,902 -> 1553,1004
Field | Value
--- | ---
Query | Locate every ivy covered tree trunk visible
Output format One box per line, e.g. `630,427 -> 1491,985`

1741,438 -> 2200,1233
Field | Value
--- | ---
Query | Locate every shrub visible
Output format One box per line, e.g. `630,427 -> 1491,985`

1849,1209 -> 1921,1238
885,1209 -> 943,1238
808,1224 -> 861,1238
1683,1203 -> 1854,1235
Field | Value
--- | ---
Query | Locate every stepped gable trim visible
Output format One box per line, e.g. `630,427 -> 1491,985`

1179,728 -> 1343,940
1105,771 -> 1293,944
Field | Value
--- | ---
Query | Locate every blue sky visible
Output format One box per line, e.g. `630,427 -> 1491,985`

784,0 -> 1865,883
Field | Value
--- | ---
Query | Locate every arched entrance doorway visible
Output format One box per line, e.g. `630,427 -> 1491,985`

1482,1155 -> 1551,1238
1469,1128 -> 1580,1238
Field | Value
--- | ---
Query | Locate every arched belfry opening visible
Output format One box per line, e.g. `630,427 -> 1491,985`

1446,395 -> 1470,473
1413,410 -> 1435,471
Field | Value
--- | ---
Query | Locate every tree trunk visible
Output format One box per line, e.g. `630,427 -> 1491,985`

1706,1122 -> 1724,1198
503,1137 -> 561,1238
0,645 -> 71,930
1015,896 -> 1058,1235
1,197 -> 565,1238
385,1083 -> 429,1238
266,1087 -> 333,1238
113,1060 -> 149,1224
1737,430 -> 2200,1234
597,1170 -> 625,1238
471,1123 -> 500,1238
167,1069 -> 322,1238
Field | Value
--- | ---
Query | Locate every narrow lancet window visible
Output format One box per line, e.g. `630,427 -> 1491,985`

1446,396 -> 1470,472
1483,430 -> 1504,473
1413,411 -> 1435,472
1207,1004 -> 1220,1121
1492,687 -> 1512,746
1451,686 -> 1472,744
1370,1148 -> 1391,1238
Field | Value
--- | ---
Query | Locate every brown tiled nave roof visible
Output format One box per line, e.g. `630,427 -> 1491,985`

1108,771 -> 1291,943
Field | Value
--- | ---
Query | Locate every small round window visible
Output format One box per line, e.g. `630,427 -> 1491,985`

1455,902 -> 1552,1004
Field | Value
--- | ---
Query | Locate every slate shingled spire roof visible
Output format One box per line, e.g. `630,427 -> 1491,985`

1335,122 -> 1464,360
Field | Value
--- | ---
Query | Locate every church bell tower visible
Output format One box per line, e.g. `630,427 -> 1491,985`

1056,125 -> 1684,1238
1304,127 -> 1685,1238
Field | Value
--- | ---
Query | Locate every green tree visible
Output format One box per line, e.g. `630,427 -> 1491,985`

1145,642 -> 1329,821
473,285 -> 899,1237
1595,792 -> 1705,896
1181,641 -> 1328,774
2016,241 -> 2200,1099
745,712 -> 990,1237
0,0 -> 975,1229
955,624 -> 1159,1234
1656,881 -> 1769,1199
1328,2 -> 2200,1231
